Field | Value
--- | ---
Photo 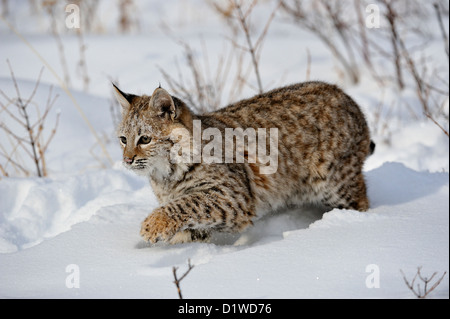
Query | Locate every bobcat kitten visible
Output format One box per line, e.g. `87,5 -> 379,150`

114,81 -> 374,244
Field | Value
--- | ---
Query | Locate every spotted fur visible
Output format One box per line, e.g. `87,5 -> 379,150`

114,81 -> 374,244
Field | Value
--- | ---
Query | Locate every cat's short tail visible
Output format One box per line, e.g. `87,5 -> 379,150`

369,140 -> 376,156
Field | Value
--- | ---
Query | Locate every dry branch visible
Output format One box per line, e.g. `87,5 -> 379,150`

43,0 -> 72,88
172,259 -> 195,299
231,0 -> 280,94
377,0 -> 405,90
0,61 -> 60,177
233,0 -> 263,94
425,113 -> 449,138
434,2 -> 449,62
158,30 -> 249,113
400,267 -> 447,298
280,0 -> 359,84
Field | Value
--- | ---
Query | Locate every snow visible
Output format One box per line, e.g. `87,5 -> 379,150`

0,162 -> 448,298
0,1 -> 448,299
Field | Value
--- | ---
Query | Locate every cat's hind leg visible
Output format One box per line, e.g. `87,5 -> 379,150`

322,170 -> 370,212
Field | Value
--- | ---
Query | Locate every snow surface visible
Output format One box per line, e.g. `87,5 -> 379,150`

0,0 -> 448,298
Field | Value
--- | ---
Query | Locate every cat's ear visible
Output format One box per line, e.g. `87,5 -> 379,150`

150,87 -> 177,121
112,83 -> 136,111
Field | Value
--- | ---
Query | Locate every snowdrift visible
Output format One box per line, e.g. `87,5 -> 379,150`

0,162 -> 448,298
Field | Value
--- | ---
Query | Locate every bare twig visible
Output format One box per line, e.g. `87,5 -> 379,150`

320,0 -> 358,79
434,2 -> 449,62
425,112 -> 449,138
159,1 -> 279,112
280,0 -> 359,84
397,36 -> 429,114
172,259 -> 195,299
353,0 -> 373,69
233,1 -> 262,93
6,61 -> 44,176
118,0 -> 139,33
43,0 -> 72,88
0,12 -> 113,167
0,61 -> 60,177
232,0 -> 279,94
158,31 -> 248,113
76,0 -> 100,33
377,0 -> 405,90
305,48 -> 311,81
400,267 -> 447,298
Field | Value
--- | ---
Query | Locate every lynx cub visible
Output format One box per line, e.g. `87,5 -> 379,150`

114,81 -> 374,244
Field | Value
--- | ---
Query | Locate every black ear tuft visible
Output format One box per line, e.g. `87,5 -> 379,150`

112,83 -> 136,110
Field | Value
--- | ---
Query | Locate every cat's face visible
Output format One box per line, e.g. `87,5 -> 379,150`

114,85 -> 191,178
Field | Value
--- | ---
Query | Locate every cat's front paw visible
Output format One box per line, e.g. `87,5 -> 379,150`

140,209 -> 178,243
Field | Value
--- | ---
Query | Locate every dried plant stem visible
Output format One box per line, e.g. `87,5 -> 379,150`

172,259 -> 194,299
158,32 -> 248,113
44,3 -> 72,88
397,36 -> 429,114
231,0 -> 280,94
377,0 -> 404,90
433,2 -> 449,62
6,62 -> 43,176
400,267 -> 447,298
320,0 -> 358,79
280,0 -> 359,84
118,0 -> 137,33
354,0 -> 372,68
23,102 -> 41,176
0,15 -> 113,166
0,60 -> 60,177
233,0 -> 263,94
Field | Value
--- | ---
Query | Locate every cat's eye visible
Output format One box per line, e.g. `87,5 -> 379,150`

119,136 -> 127,144
138,136 -> 151,145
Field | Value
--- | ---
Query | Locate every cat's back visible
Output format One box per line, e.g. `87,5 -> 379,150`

200,81 -> 372,213
206,81 -> 370,156
210,81 -> 367,131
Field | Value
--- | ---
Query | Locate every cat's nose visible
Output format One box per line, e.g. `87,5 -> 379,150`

124,156 -> 134,164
